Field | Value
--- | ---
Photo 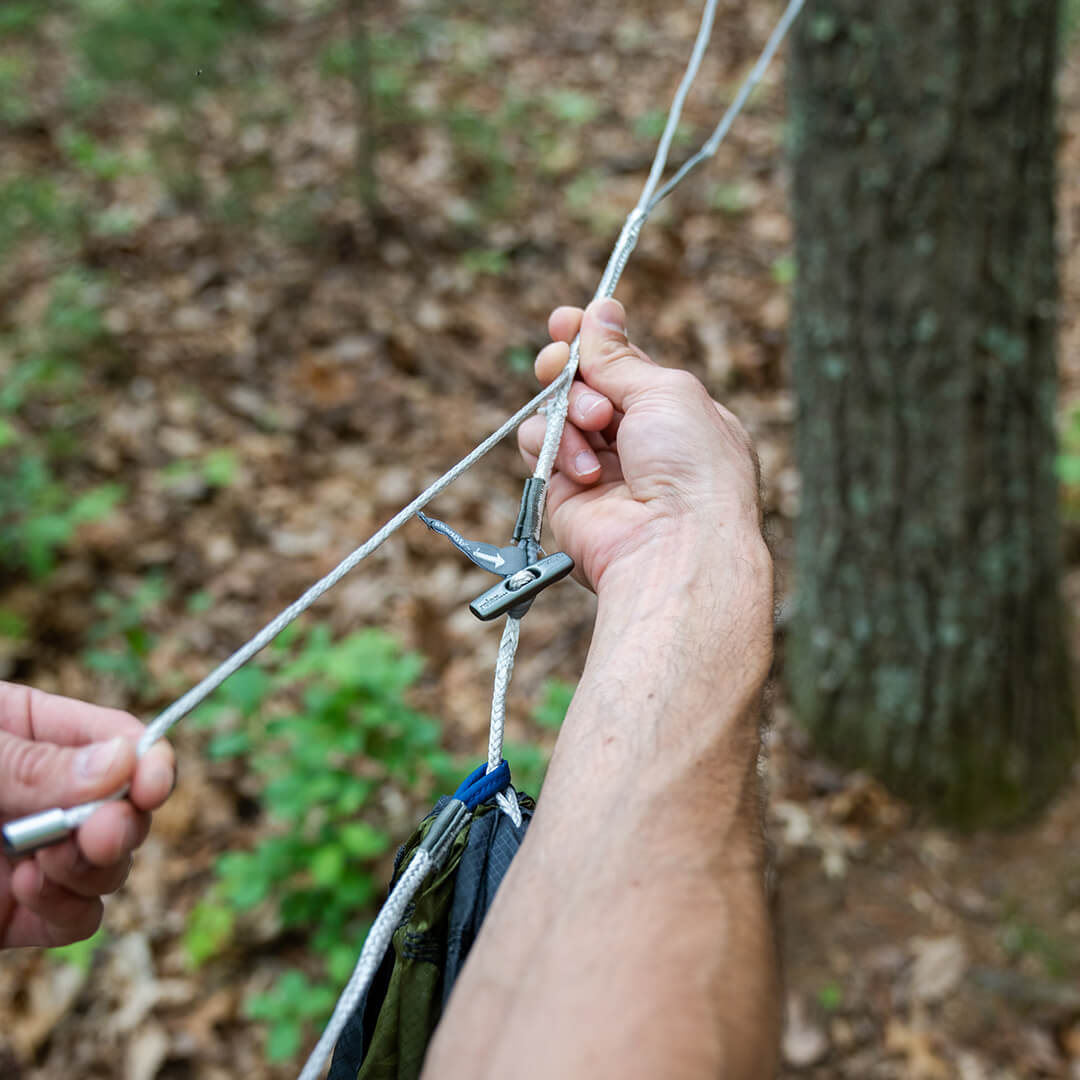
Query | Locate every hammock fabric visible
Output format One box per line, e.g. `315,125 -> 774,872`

328,790 -> 535,1080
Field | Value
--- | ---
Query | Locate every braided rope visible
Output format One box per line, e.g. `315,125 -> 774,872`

297,847 -> 434,1080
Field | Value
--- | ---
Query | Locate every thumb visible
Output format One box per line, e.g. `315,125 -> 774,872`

0,731 -> 136,817
577,298 -> 663,414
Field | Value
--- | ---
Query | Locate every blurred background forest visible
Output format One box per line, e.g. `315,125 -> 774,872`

2,0 -> 1080,1077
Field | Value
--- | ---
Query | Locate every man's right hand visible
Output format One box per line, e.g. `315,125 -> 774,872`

517,298 -> 767,598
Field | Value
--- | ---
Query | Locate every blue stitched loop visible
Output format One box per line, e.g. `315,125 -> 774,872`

453,760 -> 511,810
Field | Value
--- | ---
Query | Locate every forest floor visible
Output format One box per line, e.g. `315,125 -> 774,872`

2,2 -> 1080,1078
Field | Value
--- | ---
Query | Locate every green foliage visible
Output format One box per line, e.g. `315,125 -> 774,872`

1000,914 -> 1075,979
545,90 -> 601,128
83,574 -> 168,694
709,181 -> 751,216
1064,0 -> 1080,43
184,624 -> 571,1060
0,3 -> 40,38
771,253 -> 796,286
0,176 -> 81,255
504,345 -> 534,376
0,53 -> 31,125
246,971 -> 340,1063
817,981 -> 844,1011
1057,406 -> 1080,520
58,125 -> 147,182
158,449 -> 241,493
49,926 -> 108,973
533,678 -> 574,730
77,0 -> 270,101
0,272 -> 125,579
633,108 -> 692,145
461,248 -> 509,277
184,626 -> 461,1060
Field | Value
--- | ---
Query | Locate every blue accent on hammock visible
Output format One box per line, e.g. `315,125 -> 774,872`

453,760 -> 511,810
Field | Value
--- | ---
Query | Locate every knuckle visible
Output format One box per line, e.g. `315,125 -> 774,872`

662,367 -> 707,398
597,336 -> 637,362
4,738 -> 53,791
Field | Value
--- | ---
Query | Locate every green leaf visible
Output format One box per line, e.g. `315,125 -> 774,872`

0,608 -> 28,640
69,482 -> 125,525
771,254 -> 796,286
339,822 -> 390,860
533,679 -> 575,730
546,89 -> 601,126
49,926 -> 107,972
184,900 -> 235,968
310,845 -> 346,887
208,730 -> 251,760
220,666 -> 270,716
266,1020 -> 302,1061
202,448 -> 239,488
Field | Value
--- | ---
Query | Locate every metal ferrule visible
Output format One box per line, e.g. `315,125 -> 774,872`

2,808 -> 73,857
418,799 -> 469,870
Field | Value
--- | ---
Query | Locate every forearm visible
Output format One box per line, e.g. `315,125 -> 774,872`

423,533 -> 778,1080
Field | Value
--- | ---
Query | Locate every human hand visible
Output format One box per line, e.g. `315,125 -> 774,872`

518,298 -> 766,596
0,682 -> 175,948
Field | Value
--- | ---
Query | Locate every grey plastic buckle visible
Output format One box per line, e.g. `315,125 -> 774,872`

469,552 -> 575,621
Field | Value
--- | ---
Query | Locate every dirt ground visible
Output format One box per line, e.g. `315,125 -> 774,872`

2,2 -> 1080,1077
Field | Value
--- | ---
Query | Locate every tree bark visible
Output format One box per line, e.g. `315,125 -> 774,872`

786,0 -> 1075,827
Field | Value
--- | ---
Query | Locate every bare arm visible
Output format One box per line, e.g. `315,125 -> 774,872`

422,300 -> 778,1080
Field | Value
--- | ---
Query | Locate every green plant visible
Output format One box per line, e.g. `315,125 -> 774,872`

0,2 -> 40,37
533,678 -> 574,730
1000,916 -> 1075,979
545,90 -> 601,127
77,0 -> 270,101
0,270 -> 124,578
461,248 -> 509,277
185,626 -> 572,1061
0,462 -> 123,578
158,449 -> 241,493
771,253 -> 796,286
184,626 -> 460,1060
1064,0 -> 1080,43
49,926 -> 108,973
83,574 -> 169,694
633,108 -> 693,144
1058,407 -> 1080,520
0,176 -> 81,256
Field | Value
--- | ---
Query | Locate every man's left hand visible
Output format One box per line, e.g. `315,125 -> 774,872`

0,682 -> 175,948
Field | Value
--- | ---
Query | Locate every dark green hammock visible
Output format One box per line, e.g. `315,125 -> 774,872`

328,790 -> 535,1080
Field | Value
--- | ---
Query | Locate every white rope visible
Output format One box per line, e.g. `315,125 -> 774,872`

487,618 -> 524,827
297,846 -> 433,1080
486,617 -> 520,773
23,365 -> 576,834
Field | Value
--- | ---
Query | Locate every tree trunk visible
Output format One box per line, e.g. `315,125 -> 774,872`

785,0 -> 1075,827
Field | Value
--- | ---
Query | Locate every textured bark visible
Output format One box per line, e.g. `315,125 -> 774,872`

786,0 -> 1075,827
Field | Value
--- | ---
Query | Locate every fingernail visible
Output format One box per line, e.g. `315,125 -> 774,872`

594,299 -> 625,333
579,392 -> 608,420
76,737 -> 125,780
574,450 -> 601,477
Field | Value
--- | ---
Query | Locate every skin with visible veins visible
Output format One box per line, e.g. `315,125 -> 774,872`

422,298 -> 778,1080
